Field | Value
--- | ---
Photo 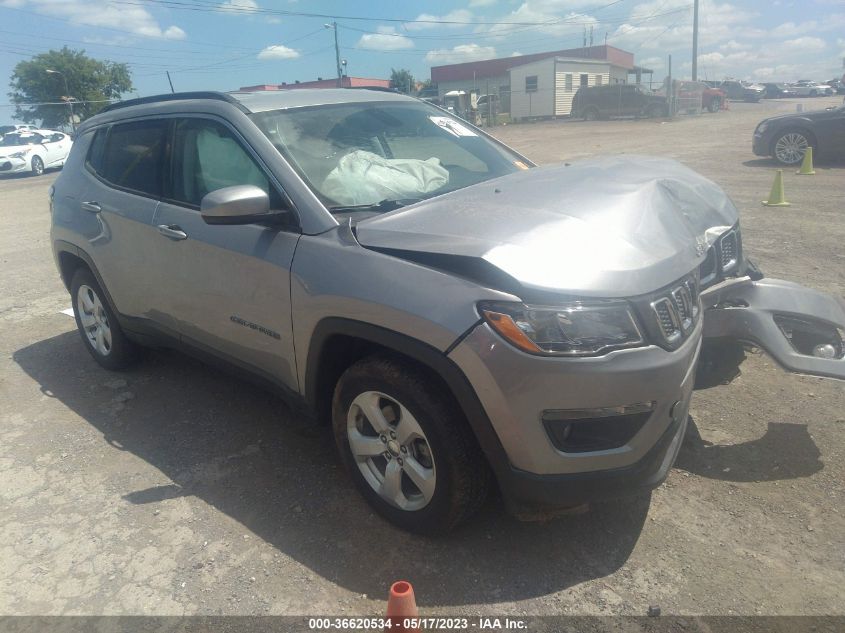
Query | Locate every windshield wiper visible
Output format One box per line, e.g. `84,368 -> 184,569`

328,198 -> 423,214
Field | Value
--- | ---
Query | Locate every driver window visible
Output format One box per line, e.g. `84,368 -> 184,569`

170,118 -> 282,209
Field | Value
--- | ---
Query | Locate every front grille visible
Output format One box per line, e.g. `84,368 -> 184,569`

647,275 -> 701,349
719,230 -> 738,270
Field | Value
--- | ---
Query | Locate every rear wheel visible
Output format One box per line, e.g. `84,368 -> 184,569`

332,354 -> 490,534
30,155 -> 44,176
583,107 -> 599,121
772,130 -> 814,165
71,268 -> 140,370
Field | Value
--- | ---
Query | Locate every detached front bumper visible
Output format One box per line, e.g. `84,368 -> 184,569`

701,277 -> 845,380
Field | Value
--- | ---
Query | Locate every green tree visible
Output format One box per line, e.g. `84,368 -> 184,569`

9,47 -> 133,128
390,68 -> 415,95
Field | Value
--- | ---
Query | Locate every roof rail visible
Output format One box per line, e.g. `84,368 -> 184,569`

100,91 -> 248,114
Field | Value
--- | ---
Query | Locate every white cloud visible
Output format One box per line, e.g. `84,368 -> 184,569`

719,40 -> 751,52
257,44 -> 299,59
218,0 -> 259,14
771,21 -> 819,37
7,0 -> 186,39
425,43 -> 496,65
469,0 -> 496,6
357,26 -> 414,51
404,9 -> 473,31
781,37 -> 827,52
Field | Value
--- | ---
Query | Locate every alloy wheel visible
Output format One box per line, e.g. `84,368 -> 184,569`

346,391 -> 436,511
774,133 -> 809,165
31,156 -> 44,176
77,284 -> 112,356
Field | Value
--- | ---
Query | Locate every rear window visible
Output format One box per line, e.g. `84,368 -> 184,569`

100,120 -> 167,197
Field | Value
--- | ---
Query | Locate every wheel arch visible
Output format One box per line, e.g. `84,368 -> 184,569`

304,318 -> 510,473
54,242 -> 122,318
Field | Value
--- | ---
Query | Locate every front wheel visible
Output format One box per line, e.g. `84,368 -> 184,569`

772,130 -> 813,165
583,107 -> 599,121
332,355 -> 490,534
707,99 -> 720,113
31,155 -> 44,176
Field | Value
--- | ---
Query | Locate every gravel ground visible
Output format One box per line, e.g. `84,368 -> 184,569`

1,96 -> 843,618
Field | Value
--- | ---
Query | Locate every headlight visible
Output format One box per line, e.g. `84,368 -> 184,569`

479,300 -> 645,357
10,149 -> 32,159
755,122 -> 768,134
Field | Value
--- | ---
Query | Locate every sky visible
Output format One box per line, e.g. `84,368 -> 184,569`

2,0 -> 845,109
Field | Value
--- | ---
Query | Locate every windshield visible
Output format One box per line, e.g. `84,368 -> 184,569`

0,133 -> 42,146
251,101 -> 527,211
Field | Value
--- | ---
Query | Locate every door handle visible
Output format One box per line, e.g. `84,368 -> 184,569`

157,224 -> 188,241
81,201 -> 101,213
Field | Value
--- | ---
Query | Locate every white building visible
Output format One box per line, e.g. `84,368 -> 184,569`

509,57 -> 631,120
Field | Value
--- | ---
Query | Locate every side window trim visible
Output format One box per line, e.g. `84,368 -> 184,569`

84,126 -> 108,177
161,114 -> 300,229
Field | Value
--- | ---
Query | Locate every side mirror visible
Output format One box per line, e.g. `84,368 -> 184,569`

200,185 -> 280,226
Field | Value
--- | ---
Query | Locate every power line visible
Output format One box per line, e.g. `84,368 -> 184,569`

112,0 -> 633,26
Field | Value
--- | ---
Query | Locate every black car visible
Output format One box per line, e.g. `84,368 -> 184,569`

762,83 -> 798,99
570,84 -> 669,120
753,104 -> 845,165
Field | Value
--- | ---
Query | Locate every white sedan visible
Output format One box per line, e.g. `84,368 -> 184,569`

0,129 -> 73,176
791,81 -> 835,97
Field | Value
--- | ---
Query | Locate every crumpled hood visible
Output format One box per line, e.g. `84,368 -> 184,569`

355,155 -> 739,298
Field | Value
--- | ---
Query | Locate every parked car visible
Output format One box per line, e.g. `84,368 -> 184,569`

571,84 -> 669,120
701,84 -> 727,112
762,83 -> 798,99
826,79 -> 845,95
50,90 -> 845,534
0,129 -> 72,176
753,103 -> 845,165
790,81 -> 834,97
718,80 -> 765,102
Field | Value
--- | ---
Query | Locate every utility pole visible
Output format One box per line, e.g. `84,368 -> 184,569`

692,0 -> 700,81
324,22 -> 342,87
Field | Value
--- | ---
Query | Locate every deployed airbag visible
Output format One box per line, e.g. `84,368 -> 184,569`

322,150 -> 449,206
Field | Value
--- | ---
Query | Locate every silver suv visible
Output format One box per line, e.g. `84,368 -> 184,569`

50,90 -> 845,534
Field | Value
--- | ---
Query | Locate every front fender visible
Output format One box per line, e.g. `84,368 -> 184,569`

701,277 -> 845,380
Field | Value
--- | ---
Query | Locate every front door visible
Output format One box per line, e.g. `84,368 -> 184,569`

151,116 -> 301,390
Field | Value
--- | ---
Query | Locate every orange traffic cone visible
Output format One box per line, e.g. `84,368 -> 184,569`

386,581 -> 419,632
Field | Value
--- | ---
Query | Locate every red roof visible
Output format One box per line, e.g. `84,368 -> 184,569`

431,45 -> 634,83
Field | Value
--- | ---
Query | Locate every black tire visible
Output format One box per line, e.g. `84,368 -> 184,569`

31,155 -> 44,176
70,268 -> 140,370
707,99 -> 720,113
583,107 -> 599,121
332,354 -> 491,535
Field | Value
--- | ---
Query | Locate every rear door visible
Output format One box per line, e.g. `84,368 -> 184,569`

80,119 -> 172,330
152,116 -> 301,389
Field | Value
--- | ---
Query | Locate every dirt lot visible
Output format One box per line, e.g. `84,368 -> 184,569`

1,97 -> 844,618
